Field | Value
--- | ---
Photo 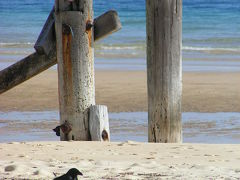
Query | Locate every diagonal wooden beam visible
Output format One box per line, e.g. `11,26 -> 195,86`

35,9 -> 121,55
0,10 -> 121,94
0,51 -> 56,94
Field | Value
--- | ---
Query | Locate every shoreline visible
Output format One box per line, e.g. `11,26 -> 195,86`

0,69 -> 239,113
0,111 -> 240,144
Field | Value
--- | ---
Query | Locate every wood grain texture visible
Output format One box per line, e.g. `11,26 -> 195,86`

55,0 -> 94,141
0,51 -> 56,94
146,0 -> 182,143
89,105 -> 110,141
34,7 -> 55,55
94,10 -> 121,41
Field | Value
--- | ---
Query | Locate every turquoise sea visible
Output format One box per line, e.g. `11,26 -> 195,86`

0,0 -> 240,67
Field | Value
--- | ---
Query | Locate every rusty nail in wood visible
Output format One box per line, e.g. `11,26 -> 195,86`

60,121 -> 72,135
102,130 -> 109,141
86,21 -> 93,31
63,24 -> 74,37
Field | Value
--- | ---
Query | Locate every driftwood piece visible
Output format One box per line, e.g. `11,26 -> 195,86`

89,105 -> 110,141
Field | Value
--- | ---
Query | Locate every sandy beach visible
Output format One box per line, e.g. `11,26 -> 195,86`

1,70 -> 240,179
1,1 -> 240,179
0,141 -> 239,179
0,69 -> 239,112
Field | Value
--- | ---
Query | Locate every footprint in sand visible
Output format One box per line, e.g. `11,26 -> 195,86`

7,142 -> 19,145
150,152 -> 157,155
145,157 -> 155,160
204,154 -> 213,157
235,169 -> 240,173
176,152 -> 181,155
171,147 -> 180,149
117,143 -> 125,146
70,157 -> 79,161
127,141 -> 139,146
187,146 -> 194,150
5,165 -> 16,172
18,154 -> 28,158
56,145 -> 64,147
49,164 -> 55,167
118,141 -> 139,146
33,170 -> 40,175
130,163 -> 140,167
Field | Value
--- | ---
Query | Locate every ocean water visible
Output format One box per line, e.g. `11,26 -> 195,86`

0,0 -> 240,64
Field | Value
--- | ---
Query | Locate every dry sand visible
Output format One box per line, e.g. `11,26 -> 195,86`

0,141 -> 240,179
0,70 -> 239,112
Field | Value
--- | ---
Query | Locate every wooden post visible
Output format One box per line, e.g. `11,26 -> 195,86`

55,0 -> 94,141
0,11 -> 121,95
89,105 -> 110,141
146,0 -> 182,143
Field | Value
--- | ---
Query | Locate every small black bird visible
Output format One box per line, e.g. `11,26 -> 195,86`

53,126 -> 61,136
54,168 -> 83,180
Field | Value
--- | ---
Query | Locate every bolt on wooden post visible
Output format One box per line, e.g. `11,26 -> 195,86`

146,0 -> 182,143
55,0 -> 95,141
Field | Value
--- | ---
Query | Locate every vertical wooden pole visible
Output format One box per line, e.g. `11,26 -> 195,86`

55,0 -> 94,141
89,105 -> 110,141
146,0 -> 182,143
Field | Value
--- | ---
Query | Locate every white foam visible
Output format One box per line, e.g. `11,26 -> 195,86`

182,46 -> 240,52
0,42 -> 34,47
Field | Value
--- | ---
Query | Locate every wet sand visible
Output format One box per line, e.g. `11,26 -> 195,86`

0,69 -> 239,112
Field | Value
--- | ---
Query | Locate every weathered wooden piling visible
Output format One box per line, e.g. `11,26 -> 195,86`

55,0 -> 95,141
146,0 -> 182,143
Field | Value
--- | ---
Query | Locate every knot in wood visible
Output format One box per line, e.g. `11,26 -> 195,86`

86,20 -> 93,31
102,130 -> 109,141
60,121 -> 72,135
